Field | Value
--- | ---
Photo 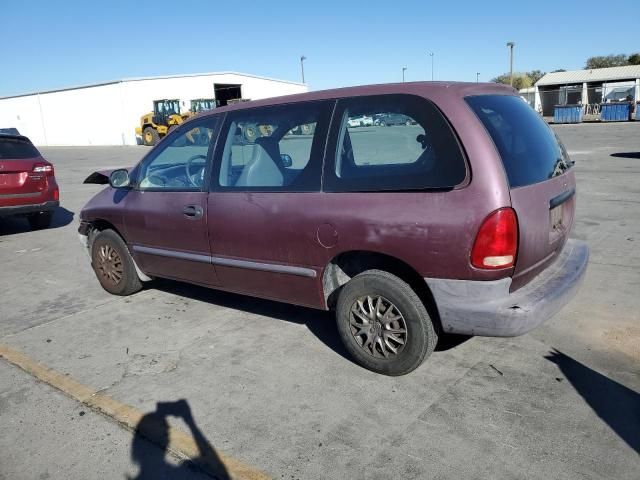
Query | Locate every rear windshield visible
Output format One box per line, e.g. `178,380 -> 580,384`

465,95 -> 572,188
0,137 -> 40,160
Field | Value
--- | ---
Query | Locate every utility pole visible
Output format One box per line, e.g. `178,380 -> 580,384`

430,52 -> 434,81
476,72 -> 480,83
506,42 -> 515,86
300,56 -> 306,84
402,66 -> 407,82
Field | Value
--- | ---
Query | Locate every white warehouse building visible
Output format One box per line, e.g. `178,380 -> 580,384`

0,72 -> 307,146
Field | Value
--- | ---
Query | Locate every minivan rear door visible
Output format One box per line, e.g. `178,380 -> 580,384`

466,95 -> 576,290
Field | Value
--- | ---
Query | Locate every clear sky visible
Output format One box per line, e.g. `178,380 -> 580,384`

1,0 -> 636,97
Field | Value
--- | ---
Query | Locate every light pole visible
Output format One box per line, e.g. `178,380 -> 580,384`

428,51 -> 434,80
476,72 -> 480,83
402,66 -> 407,82
506,42 -> 515,86
300,55 -> 306,84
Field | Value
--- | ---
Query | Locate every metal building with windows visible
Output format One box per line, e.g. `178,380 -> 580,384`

0,72 -> 307,146
534,65 -> 640,117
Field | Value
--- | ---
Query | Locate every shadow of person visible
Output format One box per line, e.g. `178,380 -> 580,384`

545,349 -> 640,453
129,399 -> 230,480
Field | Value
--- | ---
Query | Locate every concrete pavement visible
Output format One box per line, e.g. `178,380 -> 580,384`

1,124 -> 639,479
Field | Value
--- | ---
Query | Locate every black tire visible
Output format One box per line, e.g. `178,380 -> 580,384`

379,121 -> 387,127
143,127 -> 159,146
91,229 -> 142,296
335,270 -> 437,375
28,211 -> 53,230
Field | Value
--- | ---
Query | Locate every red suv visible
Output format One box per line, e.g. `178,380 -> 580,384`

0,134 -> 59,229
79,82 -> 588,375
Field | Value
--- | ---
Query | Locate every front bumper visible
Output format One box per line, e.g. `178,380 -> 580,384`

0,200 -> 59,217
426,239 -> 589,337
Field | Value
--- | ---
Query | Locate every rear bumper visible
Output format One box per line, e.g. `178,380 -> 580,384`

0,200 -> 59,217
426,239 -> 589,337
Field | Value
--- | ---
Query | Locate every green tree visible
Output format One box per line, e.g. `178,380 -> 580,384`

628,53 -> 640,65
491,72 -> 533,90
585,54 -> 628,69
526,70 -> 545,84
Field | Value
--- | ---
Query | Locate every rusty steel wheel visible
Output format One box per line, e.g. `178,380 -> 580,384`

349,295 -> 408,358
336,269 -> 437,375
91,229 -> 142,296
96,244 -> 123,287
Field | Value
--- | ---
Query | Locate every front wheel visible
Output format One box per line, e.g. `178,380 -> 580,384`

91,229 -> 142,296
335,270 -> 437,375
143,127 -> 159,146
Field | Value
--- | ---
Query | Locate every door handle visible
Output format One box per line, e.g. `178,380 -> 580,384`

182,205 -> 203,219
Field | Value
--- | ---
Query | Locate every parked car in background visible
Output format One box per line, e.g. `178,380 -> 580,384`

373,113 -> 414,126
0,134 -> 59,229
347,115 -> 373,127
79,82 -> 588,375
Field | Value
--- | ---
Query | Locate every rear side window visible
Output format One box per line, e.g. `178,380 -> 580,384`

325,94 -> 466,192
466,95 -> 572,188
0,137 -> 40,160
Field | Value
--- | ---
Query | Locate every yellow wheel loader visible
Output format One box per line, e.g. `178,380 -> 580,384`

135,99 -> 186,146
135,99 -> 218,146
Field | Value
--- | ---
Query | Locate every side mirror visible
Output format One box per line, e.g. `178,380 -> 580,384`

109,169 -> 131,188
280,154 -> 293,168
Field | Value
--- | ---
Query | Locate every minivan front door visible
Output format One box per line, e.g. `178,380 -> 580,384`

124,119 -> 221,286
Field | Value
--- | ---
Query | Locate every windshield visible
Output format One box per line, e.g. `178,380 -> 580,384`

466,94 -> 573,188
0,137 -> 40,159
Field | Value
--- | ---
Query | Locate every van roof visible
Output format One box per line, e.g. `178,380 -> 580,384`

198,81 -> 517,118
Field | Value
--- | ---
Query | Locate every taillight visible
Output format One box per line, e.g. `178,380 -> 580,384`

33,163 -> 54,176
53,188 -> 59,201
471,208 -> 518,269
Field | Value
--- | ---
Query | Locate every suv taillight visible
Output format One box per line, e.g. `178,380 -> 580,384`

471,208 -> 518,269
33,163 -> 54,176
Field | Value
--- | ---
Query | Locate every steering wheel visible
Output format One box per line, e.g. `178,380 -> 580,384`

185,154 -> 207,187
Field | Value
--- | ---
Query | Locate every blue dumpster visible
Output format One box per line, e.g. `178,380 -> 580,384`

553,105 -> 583,124
600,102 -> 631,122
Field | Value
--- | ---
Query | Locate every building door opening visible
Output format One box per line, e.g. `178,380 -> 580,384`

214,84 -> 242,106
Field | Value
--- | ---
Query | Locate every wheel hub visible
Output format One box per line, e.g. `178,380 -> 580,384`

349,295 -> 407,359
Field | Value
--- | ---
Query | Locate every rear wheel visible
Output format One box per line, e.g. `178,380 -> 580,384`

336,270 -> 437,375
91,229 -> 142,296
143,127 -> 159,146
28,211 -> 53,230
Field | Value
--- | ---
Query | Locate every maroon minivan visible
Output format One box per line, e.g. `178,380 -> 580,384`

79,82 -> 588,375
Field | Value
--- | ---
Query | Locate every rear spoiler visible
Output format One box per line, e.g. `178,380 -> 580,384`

83,168 -> 130,185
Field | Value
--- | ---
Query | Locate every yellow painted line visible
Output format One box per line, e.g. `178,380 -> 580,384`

0,343 -> 270,480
